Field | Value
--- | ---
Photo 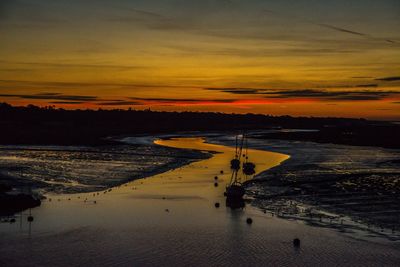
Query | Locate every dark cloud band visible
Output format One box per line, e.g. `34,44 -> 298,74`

206,88 -> 400,101
0,93 -> 98,102
376,76 -> 400,82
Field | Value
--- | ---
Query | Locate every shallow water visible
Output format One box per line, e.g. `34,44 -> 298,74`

0,137 -> 399,267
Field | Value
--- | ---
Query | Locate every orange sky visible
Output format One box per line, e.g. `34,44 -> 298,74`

0,0 -> 399,119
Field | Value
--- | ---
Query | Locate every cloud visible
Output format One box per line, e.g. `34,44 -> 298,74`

376,76 -> 400,82
117,7 -> 166,19
258,8 -> 398,45
355,84 -> 378,88
385,39 -> 398,44
93,97 -> 239,106
313,23 -> 398,45
48,101 -> 87,105
166,44 -> 358,58
206,88 -> 400,101
106,5 -> 180,30
316,23 -> 367,37
0,0 -> 67,27
0,61 -> 145,71
96,100 -> 142,106
0,93 -> 241,106
0,93 -> 98,102
0,68 -> 32,73
206,88 -> 261,95
0,79 -> 186,90
128,97 -> 235,104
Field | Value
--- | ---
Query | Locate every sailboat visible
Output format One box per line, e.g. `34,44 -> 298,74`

225,133 -> 256,200
242,136 -> 256,176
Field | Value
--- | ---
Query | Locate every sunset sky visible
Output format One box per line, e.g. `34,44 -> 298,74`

0,0 -> 399,119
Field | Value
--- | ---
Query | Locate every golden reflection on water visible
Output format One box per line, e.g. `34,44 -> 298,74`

156,137 -> 290,174
156,137 -> 289,177
148,137 -> 290,199
24,137 -> 290,233
41,137 -> 290,211
3,138 -> 291,239
2,138 -> 399,267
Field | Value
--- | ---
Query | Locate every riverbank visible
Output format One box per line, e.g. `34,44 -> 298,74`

207,134 -> 400,240
1,137 -> 399,267
0,140 -> 210,205
2,131 -> 399,242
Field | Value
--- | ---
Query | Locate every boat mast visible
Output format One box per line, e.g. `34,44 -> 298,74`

235,135 -> 238,159
238,133 -> 244,159
245,133 -> 248,162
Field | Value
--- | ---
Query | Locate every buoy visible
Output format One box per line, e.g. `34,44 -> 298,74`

246,218 -> 253,224
214,182 -> 218,187
27,216 -> 34,222
215,202 -> 220,208
293,238 -> 301,247
214,176 -> 218,180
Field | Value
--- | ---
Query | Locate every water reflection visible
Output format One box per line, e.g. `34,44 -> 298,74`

1,138 -> 397,266
226,197 -> 245,210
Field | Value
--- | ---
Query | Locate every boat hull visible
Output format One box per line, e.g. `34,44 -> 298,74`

225,184 -> 245,199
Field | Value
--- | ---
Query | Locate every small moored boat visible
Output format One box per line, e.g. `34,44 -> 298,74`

225,133 -> 256,202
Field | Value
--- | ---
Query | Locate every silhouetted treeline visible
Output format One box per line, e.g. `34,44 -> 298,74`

253,124 -> 400,149
1,102 -> 397,148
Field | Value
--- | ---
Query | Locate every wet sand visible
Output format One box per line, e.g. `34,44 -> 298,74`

0,143 -> 208,194
207,134 -> 400,239
0,137 -> 399,267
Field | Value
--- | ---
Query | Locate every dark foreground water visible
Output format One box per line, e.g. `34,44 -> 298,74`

0,138 -> 399,266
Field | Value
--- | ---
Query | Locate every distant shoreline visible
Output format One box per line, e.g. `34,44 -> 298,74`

2,102 -> 399,149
